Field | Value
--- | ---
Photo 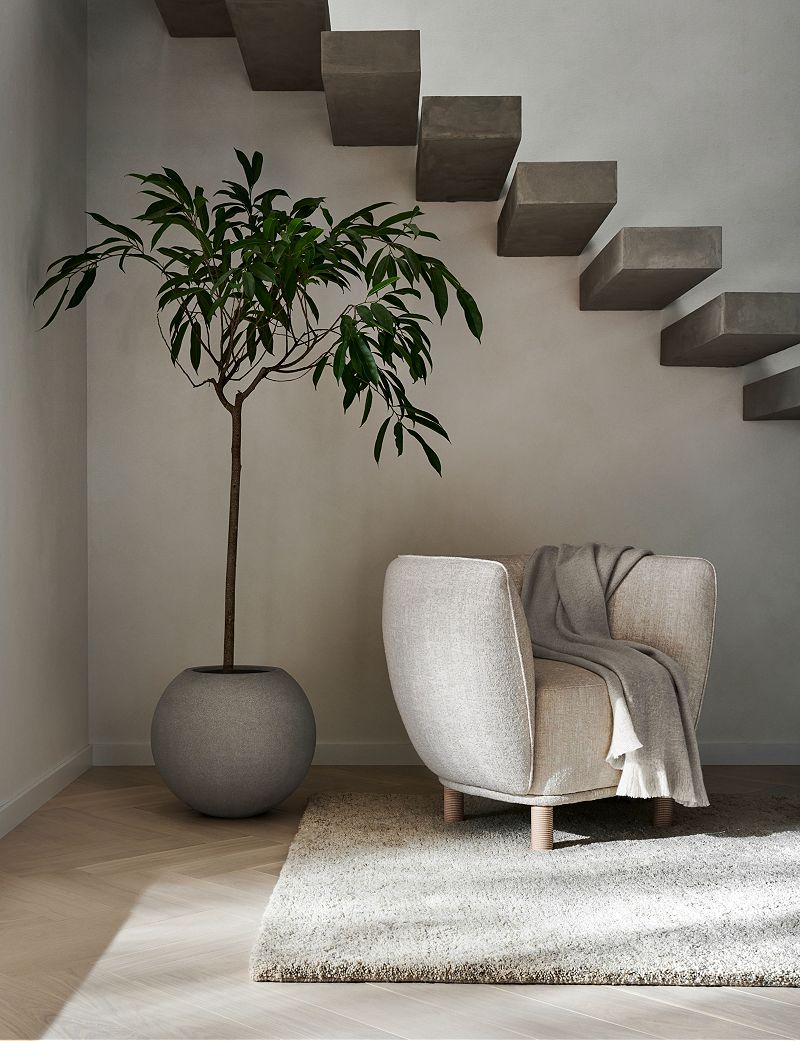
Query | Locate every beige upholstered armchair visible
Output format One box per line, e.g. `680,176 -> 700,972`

382,554 -> 716,849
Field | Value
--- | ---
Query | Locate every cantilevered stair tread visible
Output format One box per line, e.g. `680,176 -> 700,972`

743,366 -> 800,420
579,226 -> 722,311
154,0 -> 233,36
227,0 -> 330,91
416,96 -> 522,202
497,161 -> 617,256
661,292 -> 800,367
321,31 -> 420,146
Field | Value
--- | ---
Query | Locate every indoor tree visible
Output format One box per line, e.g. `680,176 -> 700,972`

35,150 -> 482,673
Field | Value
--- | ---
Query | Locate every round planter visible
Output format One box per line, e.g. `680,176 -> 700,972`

151,666 -> 315,818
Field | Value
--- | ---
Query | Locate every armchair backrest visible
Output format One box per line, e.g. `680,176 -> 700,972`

607,555 -> 717,724
499,552 -> 716,724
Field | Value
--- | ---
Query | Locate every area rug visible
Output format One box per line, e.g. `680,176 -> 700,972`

250,791 -> 800,986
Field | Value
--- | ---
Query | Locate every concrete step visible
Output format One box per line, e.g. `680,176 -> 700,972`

661,292 -> 800,366
416,96 -> 522,202
226,0 -> 330,91
321,31 -> 420,146
743,366 -> 800,420
154,0 -> 233,36
497,161 -> 617,256
579,226 -> 722,311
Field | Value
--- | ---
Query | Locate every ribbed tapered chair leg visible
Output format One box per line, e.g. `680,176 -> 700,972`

653,796 -> 673,827
531,806 -> 554,850
443,786 -> 464,823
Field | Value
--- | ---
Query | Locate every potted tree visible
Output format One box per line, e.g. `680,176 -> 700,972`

36,150 -> 482,817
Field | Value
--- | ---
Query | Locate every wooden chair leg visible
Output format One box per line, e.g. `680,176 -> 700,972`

653,796 -> 673,827
531,806 -> 554,850
443,786 -> 464,823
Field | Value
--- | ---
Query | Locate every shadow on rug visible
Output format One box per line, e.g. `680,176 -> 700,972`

251,792 -> 800,985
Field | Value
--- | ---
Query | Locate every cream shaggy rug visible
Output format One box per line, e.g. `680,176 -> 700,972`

251,791 -> 800,986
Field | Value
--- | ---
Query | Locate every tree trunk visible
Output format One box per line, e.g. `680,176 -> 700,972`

223,398 -> 243,672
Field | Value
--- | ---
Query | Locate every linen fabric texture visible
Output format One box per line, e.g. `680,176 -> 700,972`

521,544 -> 708,807
382,552 -> 715,808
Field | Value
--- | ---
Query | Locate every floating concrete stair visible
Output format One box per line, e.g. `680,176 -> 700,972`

579,226 -> 722,311
321,31 -> 420,146
226,0 -> 330,91
416,96 -> 522,202
743,366 -> 800,420
661,292 -> 800,367
154,0 -> 233,36
497,161 -> 617,256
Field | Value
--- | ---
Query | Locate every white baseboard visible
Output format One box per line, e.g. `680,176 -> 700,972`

0,745 -> 92,838
92,740 -> 421,767
91,740 -> 799,769
698,742 -> 800,765
312,741 -> 421,766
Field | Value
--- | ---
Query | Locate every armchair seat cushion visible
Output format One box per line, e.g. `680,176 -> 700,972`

530,659 -> 621,796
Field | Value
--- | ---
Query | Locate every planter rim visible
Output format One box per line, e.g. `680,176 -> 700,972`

188,665 -> 280,675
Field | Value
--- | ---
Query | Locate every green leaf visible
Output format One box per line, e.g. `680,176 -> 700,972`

291,197 -> 323,219
312,356 -> 327,388
356,335 -> 379,384
410,411 -> 450,441
456,286 -> 483,340
40,282 -> 70,329
367,276 -> 399,297
170,321 -> 188,363
393,421 -> 404,456
252,279 -> 275,315
87,212 -> 143,246
374,416 -> 391,464
246,324 -> 257,362
360,388 -> 373,426
370,302 -> 395,333
332,340 -> 347,381
66,267 -> 97,310
407,428 -> 442,475
258,324 -> 274,354
234,149 -> 253,187
190,322 -> 202,371
428,267 -> 448,320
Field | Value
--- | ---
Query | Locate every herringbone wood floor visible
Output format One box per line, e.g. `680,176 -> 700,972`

0,765 -> 798,1040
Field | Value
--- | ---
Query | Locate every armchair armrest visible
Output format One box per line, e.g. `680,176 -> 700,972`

608,555 -> 717,724
382,555 -> 536,796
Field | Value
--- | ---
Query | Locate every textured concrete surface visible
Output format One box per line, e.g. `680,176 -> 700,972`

322,31 -> 420,146
661,292 -> 800,366
416,95 -> 521,201
227,0 -> 330,90
154,0 -> 233,37
743,366 -> 800,420
497,161 -> 617,256
151,667 -> 316,816
580,226 -> 722,310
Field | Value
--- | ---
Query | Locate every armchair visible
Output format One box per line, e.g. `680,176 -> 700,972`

382,554 -> 716,849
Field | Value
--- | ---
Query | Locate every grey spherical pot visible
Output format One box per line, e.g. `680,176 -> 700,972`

151,666 -> 315,818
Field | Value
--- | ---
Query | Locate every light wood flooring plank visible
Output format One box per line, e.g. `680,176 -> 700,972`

376,982 -> 657,1040
1,765 -> 798,1040
499,983 -> 792,1039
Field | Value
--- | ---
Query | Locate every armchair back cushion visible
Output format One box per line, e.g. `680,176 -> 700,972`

607,555 -> 716,724
496,553 -> 715,724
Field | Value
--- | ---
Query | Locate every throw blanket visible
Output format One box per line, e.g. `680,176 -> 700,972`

521,544 -> 708,807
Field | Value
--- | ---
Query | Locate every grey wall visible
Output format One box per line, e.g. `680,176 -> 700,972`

0,1 -> 89,823
87,0 -> 800,764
